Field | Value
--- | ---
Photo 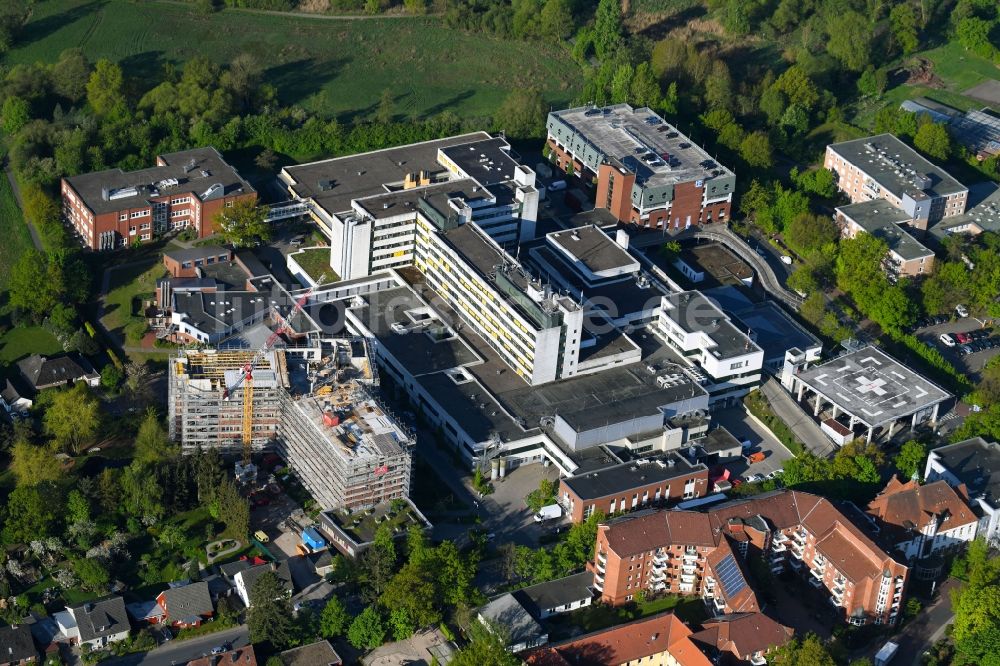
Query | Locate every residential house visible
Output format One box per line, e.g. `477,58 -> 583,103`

478,593 -> 548,653
234,562 -> 293,608
867,477 -> 978,563
156,581 -> 214,628
924,437 -> 1000,546
280,640 -> 343,666
188,646 -> 258,666
0,624 -> 39,666
525,612 -> 712,666
509,572 -> 594,620
16,354 -> 100,392
0,380 -> 31,416
124,600 -> 165,626
690,613 -> 794,665
55,596 -> 130,649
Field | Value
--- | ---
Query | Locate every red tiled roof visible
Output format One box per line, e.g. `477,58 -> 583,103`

603,511 -> 716,557
691,613 -> 794,659
868,479 -> 977,533
525,613 -> 712,666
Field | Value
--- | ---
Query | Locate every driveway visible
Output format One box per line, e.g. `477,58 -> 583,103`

890,578 -> 957,666
710,405 -> 794,479
759,379 -> 838,458
100,625 -> 248,666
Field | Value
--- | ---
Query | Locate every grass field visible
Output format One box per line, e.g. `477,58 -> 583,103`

0,176 -> 35,293
9,0 -> 582,121
102,261 -> 164,336
0,326 -> 63,363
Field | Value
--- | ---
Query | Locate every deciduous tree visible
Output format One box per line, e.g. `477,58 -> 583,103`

347,605 -> 386,650
43,383 -> 100,455
216,199 -> 272,248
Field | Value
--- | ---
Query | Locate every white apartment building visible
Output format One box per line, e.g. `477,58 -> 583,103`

925,437 -> 1000,546
655,291 -> 764,405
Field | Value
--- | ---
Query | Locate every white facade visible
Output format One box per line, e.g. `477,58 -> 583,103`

925,446 -> 1000,546
655,293 -> 764,404
893,517 -> 978,561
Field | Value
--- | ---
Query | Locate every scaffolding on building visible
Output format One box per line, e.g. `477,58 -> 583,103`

168,349 -> 290,454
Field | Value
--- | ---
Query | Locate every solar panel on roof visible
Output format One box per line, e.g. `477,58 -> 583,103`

715,554 -> 747,598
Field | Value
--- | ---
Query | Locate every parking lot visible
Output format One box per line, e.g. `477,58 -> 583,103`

479,462 -> 564,547
248,490 -> 304,560
915,317 -> 999,378
710,406 -> 794,482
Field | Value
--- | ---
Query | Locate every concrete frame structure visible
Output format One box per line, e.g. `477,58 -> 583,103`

546,104 -> 735,229
62,147 -> 255,250
168,340 -> 414,512
783,345 -> 950,445
168,349 -> 288,454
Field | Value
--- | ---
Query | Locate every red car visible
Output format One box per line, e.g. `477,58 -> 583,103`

956,333 -> 972,344
253,495 -> 271,507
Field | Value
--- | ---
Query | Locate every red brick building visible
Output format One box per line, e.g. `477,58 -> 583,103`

592,490 -> 909,626
546,105 -> 734,229
559,454 -> 709,523
61,147 -> 255,250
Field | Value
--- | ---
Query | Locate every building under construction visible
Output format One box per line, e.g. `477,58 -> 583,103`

167,340 -> 413,511
168,349 -> 289,454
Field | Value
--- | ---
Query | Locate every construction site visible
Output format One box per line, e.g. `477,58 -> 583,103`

168,337 -> 415,512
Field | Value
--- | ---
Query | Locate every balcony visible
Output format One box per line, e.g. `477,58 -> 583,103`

682,564 -> 698,574
713,597 -> 727,612
653,551 -> 668,565
597,552 -> 607,565
680,573 -> 697,584
790,543 -> 804,559
773,532 -> 788,545
650,570 -> 666,582
771,541 -> 787,553
809,577 -> 823,589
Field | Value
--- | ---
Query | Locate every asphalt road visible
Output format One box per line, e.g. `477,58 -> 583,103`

100,626 -> 249,666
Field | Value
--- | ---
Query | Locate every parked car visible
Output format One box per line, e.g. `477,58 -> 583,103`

767,469 -> 784,479
956,332 -> 972,344
290,236 -> 305,246
956,304 -> 970,318
939,333 -> 956,347
745,451 -> 766,464
960,345 -> 973,355
780,255 -> 793,265
748,473 -> 766,483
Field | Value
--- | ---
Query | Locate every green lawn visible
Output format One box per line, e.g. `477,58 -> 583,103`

922,41 -> 1000,94
101,261 -> 165,337
291,247 -> 337,285
0,325 -> 64,363
8,0 -> 582,120
0,175 -> 35,293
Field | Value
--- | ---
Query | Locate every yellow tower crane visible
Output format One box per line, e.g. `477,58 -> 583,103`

222,276 -> 324,475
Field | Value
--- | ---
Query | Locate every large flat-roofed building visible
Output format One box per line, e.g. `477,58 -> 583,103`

592,490 -> 909,626
931,181 -> 1000,238
341,273 -> 709,472
655,291 -> 764,405
835,200 -> 936,277
783,345 -> 950,445
416,219 -> 585,386
558,453 -> 709,523
925,437 -> 1000,545
546,105 -> 735,229
62,147 -> 256,250
825,134 -> 968,229
279,133 -> 539,280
